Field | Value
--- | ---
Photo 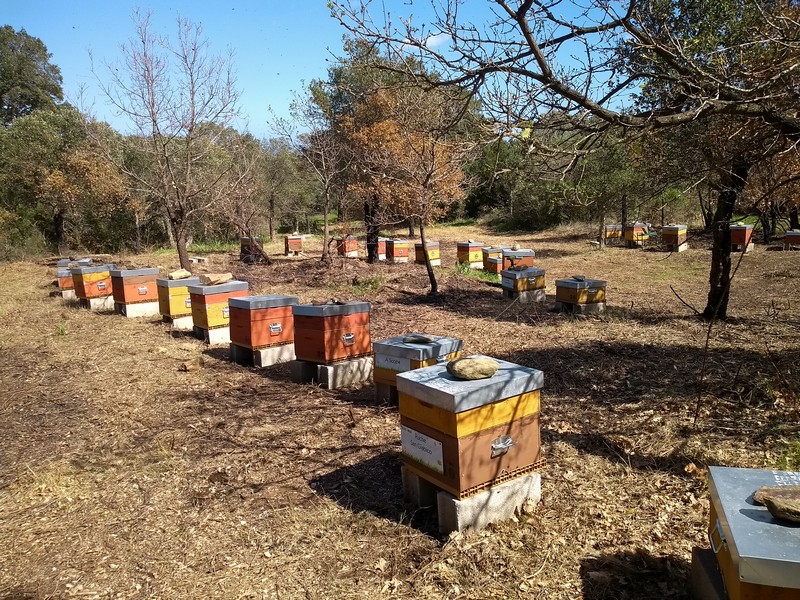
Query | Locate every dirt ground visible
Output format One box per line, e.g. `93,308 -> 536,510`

1,223 -> 799,600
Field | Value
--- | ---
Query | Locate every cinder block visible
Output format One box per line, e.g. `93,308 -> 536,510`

688,547 -> 726,600
401,465 -> 438,507
290,359 -> 319,384
665,242 -> 689,253
731,242 -> 754,253
502,288 -> 546,304
115,301 -> 160,318
79,296 -> 114,311
60,289 -> 76,300
316,356 -> 373,389
625,240 -> 643,248
436,472 -> 541,534
555,301 -> 606,315
165,314 -> 194,331
375,381 -> 399,404
194,325 -> 231,345
230,342 -> 295,367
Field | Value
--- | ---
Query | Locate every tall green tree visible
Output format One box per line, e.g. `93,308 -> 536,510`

0,26 -> 63,125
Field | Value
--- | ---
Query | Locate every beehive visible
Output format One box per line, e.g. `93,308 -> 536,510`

555,277 -> 607,305
377,237 -> 388,260
387,240 -> 409,263
284,235 -> 303,255
157,277 -> 201,318
397,356 -> 544,498
229,295 -> 299,349
502,249 -> 535,270
187,280 -> 249,329
485,257 -> 503,274
730,224 -> 754,246
624,222 -> 649,244
707,466 -> 800,600
482,246 -> 507,270
457,242 -> 485,268
662,225 -> 688,247
57,268 -> 74,291
786,230 -> 800,249
604,224 -> 623,239
337,236 -> 358,258
373,334 -> 463,388
501,267 -> 545,293
415,242 -> 441,266
110,268 -> 160,305
71,264 -> 115,299
293,301 -> 371,363
240,237 -> 265,263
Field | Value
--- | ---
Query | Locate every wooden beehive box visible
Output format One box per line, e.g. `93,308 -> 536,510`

284,235 -> 303,254
157,276 -> 201,318
229,295 -> 299,349
662,225 -> 688,246
293,301 -> 371,364
110,268 -> 160,305
624,222 -> 648,243
337,236 -> 358,258
397,356 -> 544,498
71,264 -> 115,299
414,242 -> 441,266
604,224 -> 623,239
187,280 -> 249,329
730,224 -> 754,246
786,230 -> 800,246
485,257 -> 503,274
387,240 -> 409,263
377,237 -> 388,260
457,242 -> 485,268
372,334 -> 463,387
502,249 -> 535,270
555,276 -> 607,305
57,268 -> 74,290
501,266 -> 545,293
707,466 -> 800,600
482,246 -> 507,270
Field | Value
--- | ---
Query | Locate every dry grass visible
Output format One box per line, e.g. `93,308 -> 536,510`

1,226 -> 800,599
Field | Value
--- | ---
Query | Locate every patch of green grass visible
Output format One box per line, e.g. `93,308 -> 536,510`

188,240 -> 238,252
778,438 -> 800,471
452,261 -> 501,284
345,276 -> 385,295
152,247 -> 176,255
56,319 -> 67,336
442,218 -> 476,227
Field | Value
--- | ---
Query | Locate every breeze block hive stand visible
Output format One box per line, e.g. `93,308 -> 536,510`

688,466 -> 800,600
387,239 -> 409,263
501,266 -> 546,303
415,242 -> 441,267
229,295 -> 299,367
555,276 -> 607,314
110,268 -> 161,318
662,224 -> 688,252
372,334 -> 463,404
457,242 -> 485,269
730,224 -> 755,253
71,264 -> 116,311
188,280 -> 249,344
397,356 -> 545,533
290,301 -> 373,389
157,276 -> 201,331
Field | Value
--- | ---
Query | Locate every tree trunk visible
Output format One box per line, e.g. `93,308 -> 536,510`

419,221 -> 438,295
268,193 -> 275,242
321,191 -> 331,264
598,212 -> 606,249
54,209 -> 68,256
790,206 -> 799,230
173,221 -> 192,272
701,161 -> 749,321
364,194 -> 379,264
699,188 -> 714,232
407,218 -> 415,238
620,194 -> 628,239
164,214 -> 176,246
134,212 -> 142,254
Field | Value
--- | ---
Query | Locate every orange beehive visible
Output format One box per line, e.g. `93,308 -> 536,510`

71,264 -> 114,299
293,302 -> 371,364
481,246 -> 507,270
377,237 -> 388,260
662,225 -> 687,246
730,224 -> 754,246
337,236 -> 358,257
284,235 -> 303,255
57,268 -> 74,290
387,239 -> 409,263
110,268 -> 160,305
485,257 -> 503,274
502,249 -> 535,270
229,295 -> 299,349
624,223 -> 648,243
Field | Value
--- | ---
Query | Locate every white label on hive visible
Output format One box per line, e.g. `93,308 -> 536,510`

401,425 -> 444,474
375,353 -> 411,372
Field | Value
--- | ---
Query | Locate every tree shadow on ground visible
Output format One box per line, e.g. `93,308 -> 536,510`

310,451 -> 441,538
580,549 -> 690,600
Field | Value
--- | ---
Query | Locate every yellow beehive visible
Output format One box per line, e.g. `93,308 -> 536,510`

157,277 -> 200,318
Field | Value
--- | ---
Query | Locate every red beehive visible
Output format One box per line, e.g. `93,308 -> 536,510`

229,295 -> 299,349
730,224 -> 754,246
110,268 -> 160,304
337,236 -> 358,257
293,302 -> 371,364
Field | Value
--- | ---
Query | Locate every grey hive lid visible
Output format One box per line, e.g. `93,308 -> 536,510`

503,249 -> 535,258
457,241 -> 484,247
292,301 -> 371,317
555,276 -> 606,289
157,276 -> 201,288
731,223 -> 753,229
662,224 -> 687,231
388,239 -> 409,244
396,355 -> 544,413
229,295 -> 300,309
501,267 -> 545,279
483,246 -> 509,253
109,268 -> 159,277
57,268 -> 71,277
414,241 -> 440,247
187,280 -> 249,295
70,264 -> 115,274
708,466 -> 800,589
373,334 -> 463,361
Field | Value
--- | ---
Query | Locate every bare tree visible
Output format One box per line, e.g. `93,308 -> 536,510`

93,10 -> 241,270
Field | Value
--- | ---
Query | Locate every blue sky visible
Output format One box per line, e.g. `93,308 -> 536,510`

4,1 -> 350,139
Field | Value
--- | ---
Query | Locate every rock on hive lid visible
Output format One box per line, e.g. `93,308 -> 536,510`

70,264 -> 115,274
292,301 -> 371,317
187,280 -> 249,295
229,295 -> 300,310
501,266 -> 545,279
373,334 -> 462,361
555,276 -> 606,289
157,276 -> 201,288
396,355 -> 544,413
109,268 -> 160,277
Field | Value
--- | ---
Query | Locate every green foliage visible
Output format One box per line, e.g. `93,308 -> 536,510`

187,240 -> 238,253
778,438 -> 800,472
345,275 -> 385,295
453,261 -> 501,284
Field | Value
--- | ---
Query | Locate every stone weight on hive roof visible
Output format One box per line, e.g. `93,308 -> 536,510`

396,355 -> 544,413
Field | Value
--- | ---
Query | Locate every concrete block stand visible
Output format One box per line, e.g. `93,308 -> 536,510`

665,242 -> 689,253
193,325 -> 231,345
60,289 -> 77,300
290,356 -> 374,389
731,242 -> 754,253
230,343 -> 295,367
375,381 -> 399,404
164,315 -> 194,331
502,288 -> 546,303
555,301 -> 606,315
115,301 -> 160,318
402,467 -> 542,534
79,296 -> 115,311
